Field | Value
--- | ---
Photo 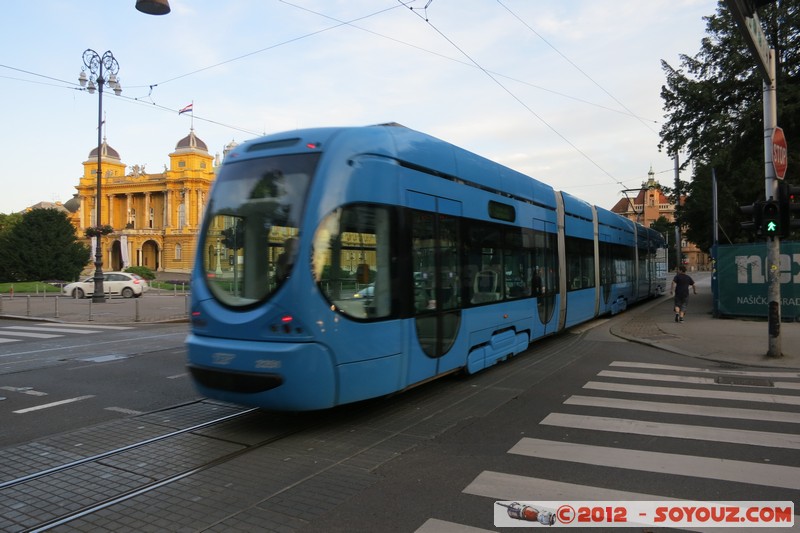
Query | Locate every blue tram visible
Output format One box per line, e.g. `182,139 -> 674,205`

186,123 -> 666,410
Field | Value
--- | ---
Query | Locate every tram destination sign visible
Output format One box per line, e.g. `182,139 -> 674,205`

773,126 -> 788,180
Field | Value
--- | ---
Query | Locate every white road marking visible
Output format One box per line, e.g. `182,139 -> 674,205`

465,470 -> 680,501
509,438 -> 800,490
0,386 -> 47,396
564,394 -> 800,424
599,369 -> 717,384
599,369 -> 800,390
105,406 -> 143,415
12,395 -> 94,414
0,330 -> 61,338
610,360 -> 800,379
541,412 -> 800,450
39,323 -> 134,330
415,518 -> 495,533
4,326 -> 100,335
584,380 -> 800,405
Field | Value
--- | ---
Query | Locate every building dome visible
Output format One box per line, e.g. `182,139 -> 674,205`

63,194 -> 81,213
175,128 -> 208,153
88,138 -> 121,160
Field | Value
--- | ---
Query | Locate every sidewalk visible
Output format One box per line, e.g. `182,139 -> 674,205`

610,272 -> 800,369
0,290 -> 190,324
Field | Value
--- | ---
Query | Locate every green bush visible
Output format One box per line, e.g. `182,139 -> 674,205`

124,266 -> 156,280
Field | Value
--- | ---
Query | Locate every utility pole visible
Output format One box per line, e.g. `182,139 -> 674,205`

726,0 -> 782,357
762,50 -> 782,356
674,154 -> 681,272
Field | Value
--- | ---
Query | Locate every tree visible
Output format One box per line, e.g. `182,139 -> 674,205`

0,212 -> 22,236
0,209 -> 90,282
659,0 -> 800,250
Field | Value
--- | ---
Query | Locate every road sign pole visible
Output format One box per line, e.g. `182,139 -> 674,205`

763,49 -> 782,357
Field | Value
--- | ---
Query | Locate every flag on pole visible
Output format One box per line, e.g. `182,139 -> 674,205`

178,103 -> 193,115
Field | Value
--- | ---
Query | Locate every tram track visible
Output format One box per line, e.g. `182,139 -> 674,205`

0,399 -> 326,533
0,403 -> 258,492
24,415 -> 313,533
1,332 -> 590,532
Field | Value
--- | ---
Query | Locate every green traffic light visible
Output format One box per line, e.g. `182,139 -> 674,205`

761,200 -> 780,235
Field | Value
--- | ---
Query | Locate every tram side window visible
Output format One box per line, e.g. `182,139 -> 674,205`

504,229 -> 532,299
638,244 -> 649,284
531,230 -> 558,297
411,211 -> 461,313
312,204 -> 393,320
463,222 -> 540,304
616,245 -> 634,283
465,224 -> 504,304
600,242 -> 634,285
566,237 -> 595,291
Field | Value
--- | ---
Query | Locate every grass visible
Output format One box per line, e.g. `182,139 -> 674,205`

150,281 -> 190,291
0,281 -> 64,294
1,280 -> 191,294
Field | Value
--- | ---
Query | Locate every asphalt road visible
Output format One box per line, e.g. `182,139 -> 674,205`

0,319 -> 196,446
1,313 -> 798,531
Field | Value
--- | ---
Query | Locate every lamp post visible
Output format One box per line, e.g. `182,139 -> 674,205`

79,49 -> 121,303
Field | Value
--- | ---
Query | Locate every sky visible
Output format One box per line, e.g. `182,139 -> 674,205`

0,0 -> 719,215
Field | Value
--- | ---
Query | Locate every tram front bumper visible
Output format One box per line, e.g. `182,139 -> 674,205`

186,333 -> 336,411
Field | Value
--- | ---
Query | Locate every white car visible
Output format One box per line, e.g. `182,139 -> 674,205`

63,272 -> 149,299
353,284 -> 374,299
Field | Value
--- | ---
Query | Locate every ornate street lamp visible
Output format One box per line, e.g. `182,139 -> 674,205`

135,0 -> 170,15
79,49 -> 121,303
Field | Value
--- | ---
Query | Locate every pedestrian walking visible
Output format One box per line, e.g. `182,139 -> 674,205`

670,265 -> 696,322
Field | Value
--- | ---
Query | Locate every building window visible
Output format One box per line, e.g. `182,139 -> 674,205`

175,243 -> 182,260
200,161 -> 206,169
179,161 -> 186,168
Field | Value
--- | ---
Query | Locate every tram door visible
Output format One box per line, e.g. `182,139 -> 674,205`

534,220 -> 559,334
408,191 -> 463,376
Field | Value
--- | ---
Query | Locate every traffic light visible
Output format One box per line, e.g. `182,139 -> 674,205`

777,181 -> 800,237
761,200 -> 780,237
739,201 -> 762,234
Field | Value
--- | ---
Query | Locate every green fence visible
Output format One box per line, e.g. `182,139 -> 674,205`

713,242 -> 800,319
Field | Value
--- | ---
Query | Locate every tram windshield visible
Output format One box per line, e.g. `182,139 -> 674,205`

201,153 -> 320,306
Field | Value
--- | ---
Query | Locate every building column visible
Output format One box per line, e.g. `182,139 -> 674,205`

165,190 -> 172,228
80,196 -> 87,229
107,194 -> 114,228
145,192 -> 152,228
126,193 -> 133,227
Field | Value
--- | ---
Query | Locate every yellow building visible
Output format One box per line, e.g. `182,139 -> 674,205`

74,129 -> 228,275
610,166 -> 710,271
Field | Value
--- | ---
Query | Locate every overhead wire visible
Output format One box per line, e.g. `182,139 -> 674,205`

277,1 -> 659,123
495,0 -> 660,135
2,2 -> 668,187
398,0 -> 630,190
1,2 -> 660,145
136,3 -> 406,89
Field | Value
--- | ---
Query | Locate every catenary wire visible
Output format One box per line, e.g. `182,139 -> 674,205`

399,0 -> 630,190
496,0 -> 660,135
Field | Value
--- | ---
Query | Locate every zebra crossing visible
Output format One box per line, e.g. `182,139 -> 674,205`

418,361 -> 800,532
0,323 -> 134,344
